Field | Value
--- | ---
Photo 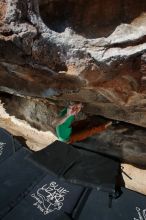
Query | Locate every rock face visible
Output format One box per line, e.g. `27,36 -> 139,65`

0,0 -> 146,164
73,118 -> 146,166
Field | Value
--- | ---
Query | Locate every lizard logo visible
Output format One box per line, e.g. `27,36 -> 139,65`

134,207 -> 146,220
31,181 -> 69,215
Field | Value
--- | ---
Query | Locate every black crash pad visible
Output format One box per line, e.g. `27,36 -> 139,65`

0,133 -> 84,220
77,188 -> 146,220
29,141 -> 120,193
0,128 -> 22,164
0,147 -> 45,218
0,133 -> 130,220
2,171 -> 84,220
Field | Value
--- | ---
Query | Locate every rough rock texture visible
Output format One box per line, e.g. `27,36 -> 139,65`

74,119 -> 146,166
0,101 -> 57,150
0,0 -> 146,165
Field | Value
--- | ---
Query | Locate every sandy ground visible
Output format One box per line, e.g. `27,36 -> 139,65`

0,101 -> 57,151
122,163 -> 146,196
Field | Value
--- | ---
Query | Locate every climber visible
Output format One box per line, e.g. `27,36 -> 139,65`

52,103 -> 112,144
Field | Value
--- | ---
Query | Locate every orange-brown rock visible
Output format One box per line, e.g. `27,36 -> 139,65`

0,0 -> 146,165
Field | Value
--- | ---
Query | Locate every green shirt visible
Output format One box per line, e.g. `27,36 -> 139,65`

56,115 -> 75,142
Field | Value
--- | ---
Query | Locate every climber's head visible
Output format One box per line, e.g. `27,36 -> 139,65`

67,103 -> 83,116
